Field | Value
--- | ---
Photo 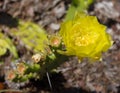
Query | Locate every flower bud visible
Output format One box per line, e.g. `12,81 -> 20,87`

32,54 -> 41,63
49,35 -> 61,47
6,70 -> 16,80
16,63 -> 26,75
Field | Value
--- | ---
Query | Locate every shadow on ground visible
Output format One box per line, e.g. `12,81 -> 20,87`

0,11 -> 18,28
22,72 -> 91,93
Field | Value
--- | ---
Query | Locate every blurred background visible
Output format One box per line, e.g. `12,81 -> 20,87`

0,0 -> 120,93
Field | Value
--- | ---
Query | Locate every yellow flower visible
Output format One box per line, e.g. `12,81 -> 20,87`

59,13 -> 112,60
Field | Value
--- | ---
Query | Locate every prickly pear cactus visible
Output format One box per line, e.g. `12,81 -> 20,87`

10,21 -> 48,53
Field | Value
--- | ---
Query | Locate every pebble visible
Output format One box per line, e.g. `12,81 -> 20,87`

95,1 -> 119,19
49,23 -> 60,30
53,2 -> 65,18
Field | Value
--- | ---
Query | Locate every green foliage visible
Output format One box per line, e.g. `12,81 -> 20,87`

10,21 -> 48,53
3,0 -> 112,84
4,20 -> 63,82
65,0 -> 94,21
5,34 -> 66,82
0,32 -> 18,57
72,0 -> 93,9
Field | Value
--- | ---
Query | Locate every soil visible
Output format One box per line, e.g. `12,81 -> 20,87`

0,0 -> 120,93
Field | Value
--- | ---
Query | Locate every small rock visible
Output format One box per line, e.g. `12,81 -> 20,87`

116,23 -> 120,30
95,1 -> 119,19
50,23 -> 60,30
53,2 -> 65,18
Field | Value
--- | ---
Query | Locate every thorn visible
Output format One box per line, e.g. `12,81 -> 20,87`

46,72 -> 53,91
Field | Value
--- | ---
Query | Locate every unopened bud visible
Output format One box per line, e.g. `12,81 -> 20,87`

32,54 -> 41,63
49,35 -> 61,47
17,63 -> 26,75
6,70 -> 16,80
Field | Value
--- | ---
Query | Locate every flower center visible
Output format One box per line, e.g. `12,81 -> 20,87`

72,24 -> 98,46
75,34 -> 90,46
